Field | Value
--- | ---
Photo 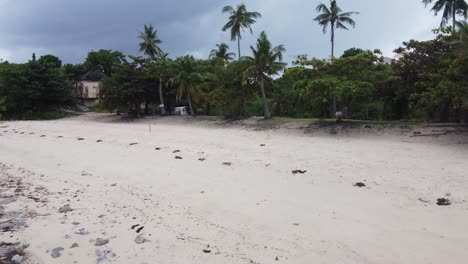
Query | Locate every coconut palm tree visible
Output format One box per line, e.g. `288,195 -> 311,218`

422,0 -> 468,29
314,0 -> 358,116
314,0 -> 359,60
209,43 -> 236,62
169,56 -> 203,116
222,4 -> 262,60
138,24 -> 167,114
138,24 -> 163,59
244,31 -> 286,119
156,52 -> 170,115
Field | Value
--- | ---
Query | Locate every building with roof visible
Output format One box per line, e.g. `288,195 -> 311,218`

76,71 -> 103,106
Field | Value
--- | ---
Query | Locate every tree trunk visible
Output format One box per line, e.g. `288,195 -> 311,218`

331,23 -> 335,60
185,84 -> 195,116
240,88 -> 245,117
237,36 -> 241,60
332,95 -> 337,118
330,22 -> 337,117
159,75 -> 166,115
453,8 -> 456,29
259,76 -> 271,119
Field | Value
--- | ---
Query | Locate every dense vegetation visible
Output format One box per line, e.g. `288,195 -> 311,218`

0,0 -> 467,122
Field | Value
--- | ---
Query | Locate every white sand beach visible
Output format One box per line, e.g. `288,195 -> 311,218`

1,114 -> 467,264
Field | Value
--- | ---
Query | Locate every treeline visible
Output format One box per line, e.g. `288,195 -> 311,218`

0,1 -> 467,122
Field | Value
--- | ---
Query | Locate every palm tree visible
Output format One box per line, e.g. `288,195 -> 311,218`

209,43 -> 236,62
169,56 -> 203,116
156,53 -> 170,115
222,4 -> 262,60
422,0 -> 468,29
138,24 -> 163,59
244,31 -> 286,119
138,24 -> 167,114
314,0 -> 358,116
314,0 -> 359,60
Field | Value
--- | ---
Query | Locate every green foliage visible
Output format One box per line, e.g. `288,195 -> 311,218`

0,55 -> 75,119
222,4 -> 261,58
84,49 -> 126,76
99,57 -> 157,116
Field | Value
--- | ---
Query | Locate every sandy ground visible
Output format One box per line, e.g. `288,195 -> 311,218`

0,114 -> 468,264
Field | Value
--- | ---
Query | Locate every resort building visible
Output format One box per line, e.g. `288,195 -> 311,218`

76,71 -> 103,106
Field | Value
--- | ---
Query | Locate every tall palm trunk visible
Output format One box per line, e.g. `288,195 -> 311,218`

159,75 -> 166,115
185,84 -> 195,116
330,22 -> 337,117
237,36 -> 241,60
259,75 -> 271,119
331,22 -> 335,59
453,7 -> 456,29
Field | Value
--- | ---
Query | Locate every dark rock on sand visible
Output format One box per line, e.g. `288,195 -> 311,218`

292,170 -> 307,175
354,182 -> 366,188
437,198 -> 451,206
136,226 -> 144,233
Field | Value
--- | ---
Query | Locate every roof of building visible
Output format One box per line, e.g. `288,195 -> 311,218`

79,71 -> 104,82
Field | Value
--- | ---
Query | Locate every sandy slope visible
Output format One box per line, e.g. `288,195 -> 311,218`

0,114 -> 467,264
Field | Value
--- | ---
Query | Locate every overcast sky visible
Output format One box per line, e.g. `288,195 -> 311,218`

0,0 -> 447,65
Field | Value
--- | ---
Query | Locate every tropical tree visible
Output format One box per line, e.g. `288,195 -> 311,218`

169,56 -> 204,116
314,0 -> 359,59
422,0 -> 468,28
209,43 -> 236,62
314,0 -> 358,115
138,24 -> 167,114
138,24 -> 163,59
83,49 -> 126,76
244,31 -> 286,119
222,4 -> 262,59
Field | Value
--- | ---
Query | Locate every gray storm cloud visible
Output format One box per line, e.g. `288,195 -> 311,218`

0,0 -> 442,64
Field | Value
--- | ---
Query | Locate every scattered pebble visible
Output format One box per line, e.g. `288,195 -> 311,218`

58,205 -> 73,213
292,170 -> 307,174
11,255 -> 23,264
70,243 -> 79,249
134,234 -> 146,244
94,238 -> 109,246
50,247 -> 64,258
74,228 -> 90,235
354,182 -> 366,188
